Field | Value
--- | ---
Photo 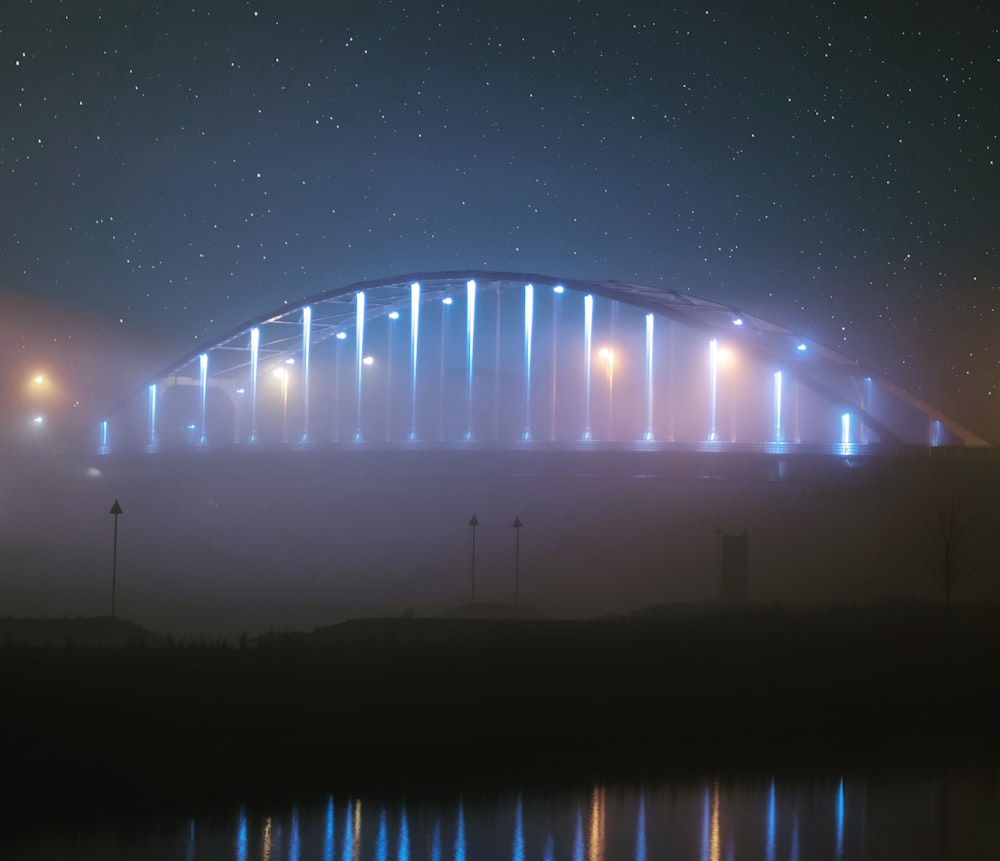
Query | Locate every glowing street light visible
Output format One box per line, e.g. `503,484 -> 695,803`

335,330 -> 347,442
707,339 -> 732,442
717,346 -> 734,442
598,347 -> 615,440
273,366 -> 289,443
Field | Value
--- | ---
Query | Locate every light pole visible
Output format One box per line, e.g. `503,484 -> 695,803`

468,514 -> 479,604
109,499 -> 123,618
512,515 -> 523,606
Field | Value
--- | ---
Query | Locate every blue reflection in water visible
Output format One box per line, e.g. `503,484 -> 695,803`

701,788 -> 710,861
398,804 -> 410,861
454,799 -> 466,861
289,807 -> 301,861
573,805 -> 584,861
22,773 -> 997,859
512,793 -> 524,861
341,800 -> 353,861
430,819 -> 441,861
236,805 -> 248,861
635,792 -> 646,861
324,796 -> 335,861
375,806 -> 387,861
766,780 -> 776,861
835,778 -> 845,860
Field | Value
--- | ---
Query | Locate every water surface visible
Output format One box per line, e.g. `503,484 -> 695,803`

6,768 -> 998,860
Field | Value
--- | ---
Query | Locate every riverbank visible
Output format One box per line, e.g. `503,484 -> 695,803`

2,604 -> 998,816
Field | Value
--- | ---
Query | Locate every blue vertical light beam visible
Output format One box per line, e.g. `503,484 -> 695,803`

439,297 -> 451,440
466,280 -> 476,440
774,371 -> 783,444
147,383 -> 157,451
583,294 -> 593,440
302,306 -> 312,443
249,327 -> 259,443
709,339 -> 718,442
355,292 -> 365,441
198,352 -> 208,445
551,285 -> 564,440
523,284 -> 534,440
410,282 -> 420,440
645,313 -> 654,441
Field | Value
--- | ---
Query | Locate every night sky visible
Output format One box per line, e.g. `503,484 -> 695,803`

2,0 -> 998,439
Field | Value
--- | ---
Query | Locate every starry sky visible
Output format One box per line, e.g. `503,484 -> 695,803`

2,0 -> 998,439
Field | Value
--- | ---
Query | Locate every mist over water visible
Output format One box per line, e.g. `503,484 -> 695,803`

3,446 -> 997,637
4,283 -> 996,637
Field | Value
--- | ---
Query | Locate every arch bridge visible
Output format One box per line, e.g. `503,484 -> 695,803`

100,270 -> 989,455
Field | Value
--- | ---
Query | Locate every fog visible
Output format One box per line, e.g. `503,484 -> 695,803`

2,292 -> 997,638
1,290 -> 183,453
0,443 -> 995,638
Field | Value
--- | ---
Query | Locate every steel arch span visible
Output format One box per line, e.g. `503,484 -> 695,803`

100,270 -> 988,455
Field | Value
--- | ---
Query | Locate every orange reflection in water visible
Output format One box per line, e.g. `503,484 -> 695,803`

261,816 -> 273,861
588,784 -> 606,861
710,780 -> 721,861
352,798 -> 363,861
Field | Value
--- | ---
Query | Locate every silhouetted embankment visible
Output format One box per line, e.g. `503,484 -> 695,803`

2,604 -> 999,816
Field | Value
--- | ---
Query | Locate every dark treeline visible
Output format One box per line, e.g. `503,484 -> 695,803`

2,603 -> 999,819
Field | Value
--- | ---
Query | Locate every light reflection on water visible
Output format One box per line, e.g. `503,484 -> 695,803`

5,771 -> 1000,860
